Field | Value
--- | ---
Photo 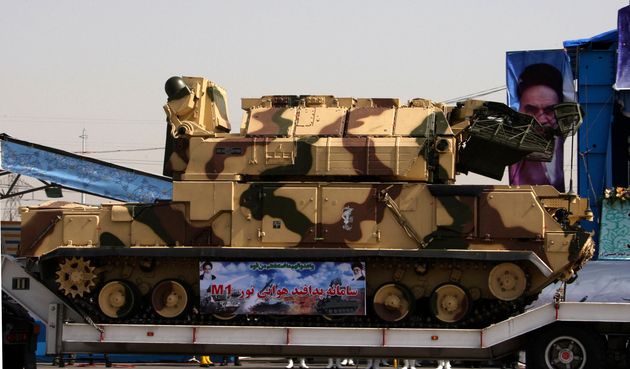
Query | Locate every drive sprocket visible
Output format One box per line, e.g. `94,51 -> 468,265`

55,257 -> 98,298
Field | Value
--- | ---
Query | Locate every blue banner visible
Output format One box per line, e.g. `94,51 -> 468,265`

0,136 -> 172,202
616,5 -> 630,90
199,261 -> 366,316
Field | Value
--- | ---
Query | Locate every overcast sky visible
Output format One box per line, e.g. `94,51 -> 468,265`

0,0 -> 627,205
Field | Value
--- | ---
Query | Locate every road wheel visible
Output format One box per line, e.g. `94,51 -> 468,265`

373,283 -> 414,322
151,280 -> 190,318
526,324 -> 604,369
488,262 -> 527,301
98,280 -> 140,319
430,283 -> 470,324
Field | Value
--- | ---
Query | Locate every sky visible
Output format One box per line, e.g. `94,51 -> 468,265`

0,0 -> 627,207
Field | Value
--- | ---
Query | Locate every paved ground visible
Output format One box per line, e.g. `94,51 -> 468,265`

35,357 -> 521,369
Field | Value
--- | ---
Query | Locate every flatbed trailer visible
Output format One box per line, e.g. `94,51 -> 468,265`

3,256 -> 630,368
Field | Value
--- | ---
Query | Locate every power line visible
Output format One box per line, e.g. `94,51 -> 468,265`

0,114 -> 161,125
440,85 -> 506,104
97,159 -> 162,165
76,147 -> 163,154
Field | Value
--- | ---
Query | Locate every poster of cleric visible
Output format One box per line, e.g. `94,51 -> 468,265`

199,261 -> 366,316
505,49 -> 576,193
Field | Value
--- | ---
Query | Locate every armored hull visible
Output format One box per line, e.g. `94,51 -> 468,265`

18,77 -> 593,328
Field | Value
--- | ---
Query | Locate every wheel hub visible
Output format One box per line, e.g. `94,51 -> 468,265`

109,291 -> 125,308
559,348 -> 574,363
441,295 -> 459,313
384,294 -> 401,310
498,272 -> 516,290
166,292 -> 179,307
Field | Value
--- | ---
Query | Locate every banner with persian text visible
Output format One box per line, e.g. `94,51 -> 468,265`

199,261 -> 366,316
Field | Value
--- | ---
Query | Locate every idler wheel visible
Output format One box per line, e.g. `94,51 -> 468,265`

488,263 -> 527,301
98,280 -> 139,319
430,284 -> 470,324
372,283 -> 413,322
55,257 -> 98,298
151,280 -> 189,318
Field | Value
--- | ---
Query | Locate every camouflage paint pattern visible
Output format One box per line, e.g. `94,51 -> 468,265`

18,77 -> 594,325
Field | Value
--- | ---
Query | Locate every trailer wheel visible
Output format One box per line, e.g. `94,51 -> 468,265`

526,324 -> 604,369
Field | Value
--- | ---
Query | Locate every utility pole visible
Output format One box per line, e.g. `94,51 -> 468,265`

79,128 -> 87,204
0,173 -> 30,221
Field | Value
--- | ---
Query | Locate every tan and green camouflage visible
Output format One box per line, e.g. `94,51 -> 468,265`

18,76 -> 593,327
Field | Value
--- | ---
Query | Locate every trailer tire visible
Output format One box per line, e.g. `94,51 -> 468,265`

526,324 -> 604,369
3,348 -> 24,369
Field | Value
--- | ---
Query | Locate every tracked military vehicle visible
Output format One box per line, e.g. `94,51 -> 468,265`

17,76 -> 593,328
